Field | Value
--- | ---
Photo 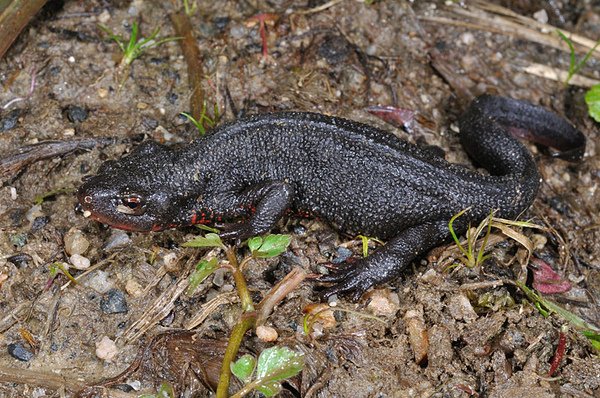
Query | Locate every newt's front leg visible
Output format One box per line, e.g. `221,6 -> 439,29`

218,180 -> 294,241
320,220 -> 450,301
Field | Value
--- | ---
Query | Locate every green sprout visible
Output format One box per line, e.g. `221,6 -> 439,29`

230,347 -> 304,397
556,30 -> 600,85
181,101 -> 221,135
99,21 -> 180,67
448,208 -> 494,268
182,0 -> 197,16
556,30 -> 600,122
516,281 -> 600,352
448,209 -> 544,270
356,234 -> 384,257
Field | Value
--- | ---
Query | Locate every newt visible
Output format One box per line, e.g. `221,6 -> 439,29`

77,95 -> 585,299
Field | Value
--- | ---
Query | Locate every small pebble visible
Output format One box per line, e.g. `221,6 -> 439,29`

125,279 -> 144,297
25,204 -> 44,224
68,56 -> 75,63
303,303 -> 336,329
136,102 -> 148,110
7,343 -> 34,362
95,336 -> 118,361
64,228 -> 90,256
404,309 -> 429,365
100,289 -> 128,314
103,230 -> 131,251
212,268 -> 226,287
98,9 -> 111,23
63,128 -> 75,136
70,254 -> 91,270
448,293 -> 478,322
64,105 -> 88,123
331,247 -> 353,264
533,9 -> 549,24
365,289 -> 400,316
9,187 -> 17,200
97,88 -> 108,98
87,270 -> 113,293
256,325 -> 278,342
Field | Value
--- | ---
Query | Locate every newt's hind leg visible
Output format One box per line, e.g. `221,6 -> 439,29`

319,220 -> 451,301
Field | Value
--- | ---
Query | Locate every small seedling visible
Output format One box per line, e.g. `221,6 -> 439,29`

182,230 -> 297,398
139,381 -> 176,398
186,257 -> 219,295
230,347 -> 304,397
182,0 -> 197,16
356,234 -> 384,257
448,208 -> 494,268
517,281 -> 600,352
99,21 -> 180,67
448,209 -> 543,270
181,101 -> 220,135
556,30 -> 600,85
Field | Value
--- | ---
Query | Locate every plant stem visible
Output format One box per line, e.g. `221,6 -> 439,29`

169,10 -> 205,121
225,248 -> 255,312
215,313 -> 256,398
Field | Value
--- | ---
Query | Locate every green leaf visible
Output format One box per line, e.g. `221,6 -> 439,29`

250,234 -> 291,258
256,380 -> 282,397
582,330 -> 600,352
186,258 -> 219,295
157,382 -> 175,398
585,84 -> 600,123
195,223 -> 220,233
247,236 -> 263,252
231,354 -> 256,383
255,346 -> 304,392
182,233 -> 224,248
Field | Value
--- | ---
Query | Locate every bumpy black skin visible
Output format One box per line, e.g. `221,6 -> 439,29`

78,95 -> 585,300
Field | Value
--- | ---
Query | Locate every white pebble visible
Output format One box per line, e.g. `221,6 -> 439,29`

64,228 -> 90,256
95,336 -> 118,362
256,325 -> 278,342
69,254 -> 91,270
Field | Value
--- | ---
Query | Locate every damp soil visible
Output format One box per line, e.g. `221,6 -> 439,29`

1,1 -> 599,397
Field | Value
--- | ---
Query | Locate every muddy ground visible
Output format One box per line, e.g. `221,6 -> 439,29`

1,0 -> 599,397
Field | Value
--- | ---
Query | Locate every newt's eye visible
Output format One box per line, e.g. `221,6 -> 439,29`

117,195 -> 146,216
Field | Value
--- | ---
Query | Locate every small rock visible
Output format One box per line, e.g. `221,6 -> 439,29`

256,325 -> 278,342
533,9 -> 548,24
69,254 -> 91,270
64,105 -> 88,123
303,303 -> 336,329
0,109 -> 22,132
404,309 -> 429,365
103,230 -> 131,251
365,289 -> 400,316
136,102 -> 148,110
7,342 -> 34,361
212,268 -> 226,287
87,270 -> 113,293
25,204 -> 44,224
95,336 -> 118,362
64,228 -> 90,256
331,247 -> 353,264
125,279 -> 144,297
100,289 -> 128,314
448,293 -> 478,322
30,216 -> 50,232
97,88 -> 108,98
98,9 -> 111,23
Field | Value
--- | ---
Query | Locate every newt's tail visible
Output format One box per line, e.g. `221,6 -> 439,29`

459,95 -> 586,173
458,95 -> 585,218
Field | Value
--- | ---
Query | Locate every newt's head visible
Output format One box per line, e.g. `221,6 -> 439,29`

77,141 -> 198,232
